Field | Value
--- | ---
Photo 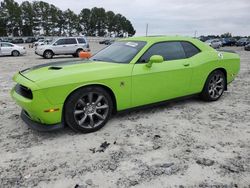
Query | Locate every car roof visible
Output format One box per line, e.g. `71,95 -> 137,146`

122,36 -> 197,43
121,35 -> 213,51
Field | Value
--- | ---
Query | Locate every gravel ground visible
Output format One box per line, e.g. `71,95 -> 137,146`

0,43 -> 249,188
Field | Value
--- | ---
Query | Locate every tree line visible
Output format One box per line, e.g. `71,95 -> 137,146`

0,0 -> 136,37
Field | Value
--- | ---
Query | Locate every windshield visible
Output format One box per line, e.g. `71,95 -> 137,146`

205,39 -> 214,43
90,41 -> 146,64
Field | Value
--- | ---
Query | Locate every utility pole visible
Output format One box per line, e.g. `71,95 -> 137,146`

146,23 -> 148,37
194,30 -> 197,38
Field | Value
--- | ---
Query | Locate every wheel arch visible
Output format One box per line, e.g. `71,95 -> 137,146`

11,50 -> 20,56
76,48 -> 83,52
207,67 -> 228,90
43,49 -> 54,56
62,83 -> 117,122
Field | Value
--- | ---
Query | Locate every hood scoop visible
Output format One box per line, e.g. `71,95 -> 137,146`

49,66 -> 62,70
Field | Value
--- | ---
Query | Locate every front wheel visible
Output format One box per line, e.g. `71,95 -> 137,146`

43,50 -> 53,59
12,50 -> 20,56
64,87 -> 113,133
200,70 -> 226,101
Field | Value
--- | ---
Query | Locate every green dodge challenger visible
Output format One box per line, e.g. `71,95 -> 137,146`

11,36 -> 240,133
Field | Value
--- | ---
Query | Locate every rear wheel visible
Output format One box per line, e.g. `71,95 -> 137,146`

65,87 -> 113,133
12,50 -> 20,56
76,49 -> 83,57
201,70 -> 226,101
43,50 -> 53,59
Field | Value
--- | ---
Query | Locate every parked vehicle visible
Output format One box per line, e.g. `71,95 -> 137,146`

0,42 -> 26,56
236,38 -> 250,46
244,43 -> 250,51
38,39 -> 53,46
35,37 -> 90,58
99,39 -> 115,45
25,37 -> 36,43
12,38 -> 24,44
33,39 -> 45,46
222,38 -> 237,46
205,39 -> 222,48
2,38 -> 13,43
11,36 -> 240,133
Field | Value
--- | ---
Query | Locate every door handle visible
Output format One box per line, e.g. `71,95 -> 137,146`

63,46 -> 66,47
183,63 -> 190,67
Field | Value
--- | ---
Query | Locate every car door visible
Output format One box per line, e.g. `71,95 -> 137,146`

63,38 -> 78,54
131,41 -> 193,107
0,43 -> 13,56
51,39 -> 66,54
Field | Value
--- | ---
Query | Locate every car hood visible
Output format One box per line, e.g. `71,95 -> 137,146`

19,59 -> 128,83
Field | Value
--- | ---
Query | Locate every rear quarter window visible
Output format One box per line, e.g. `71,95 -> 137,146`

181,41 -> 201,58
65,38 -> 77,44
77,38 -> 86,44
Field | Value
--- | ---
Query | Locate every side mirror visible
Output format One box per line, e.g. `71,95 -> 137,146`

146,55 -> 164,68
79,51 -> 92,59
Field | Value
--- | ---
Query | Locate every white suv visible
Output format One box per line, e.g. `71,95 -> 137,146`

35,37 -> 89,59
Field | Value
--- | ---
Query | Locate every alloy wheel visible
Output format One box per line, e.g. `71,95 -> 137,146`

73,92 -> 109,128
12,51 -> 19,56
45,51 -> 52,58
208,73 -> 225,99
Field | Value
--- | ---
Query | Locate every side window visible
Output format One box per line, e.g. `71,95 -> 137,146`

65,38 -> 77,44
139,42 -> 186,63
181,41 -> 200,58
55,39 -> 65,45
1,43 -> 13,47
77,38 -> 86,44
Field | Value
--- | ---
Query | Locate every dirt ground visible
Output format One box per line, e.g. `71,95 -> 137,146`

0,43 -> 249,188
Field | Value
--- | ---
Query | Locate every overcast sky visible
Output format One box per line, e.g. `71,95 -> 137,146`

15,0 -> 250,36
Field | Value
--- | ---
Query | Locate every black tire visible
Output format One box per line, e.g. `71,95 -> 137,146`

12,50 -> 20,56
72,53 -> 77,57
200,70 -> 226,101
64,87 -> 113,133
76,49 -> 83,57
43,50 -> 53,59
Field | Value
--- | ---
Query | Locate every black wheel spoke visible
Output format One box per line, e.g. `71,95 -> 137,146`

74,110 -> 84,115
78,99 -> 86,106
79,114 -> 87,126
96,104 -> 108,110
95,95 -> 103,104
88,92 -> 93,103
94,112 -> 104,120
88,114 -> 94,127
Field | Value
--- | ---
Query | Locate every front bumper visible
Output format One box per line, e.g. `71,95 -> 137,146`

35,49 -> 44,56
21,110 -> 64,131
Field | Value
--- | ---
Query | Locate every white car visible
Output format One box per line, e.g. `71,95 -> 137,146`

35,37 -> 90,59
33,39 -> 45,46
0,42 -> 26,56
205,39 -> 222,49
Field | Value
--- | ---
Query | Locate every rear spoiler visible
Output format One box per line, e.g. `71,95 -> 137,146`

217,49 -> 236,53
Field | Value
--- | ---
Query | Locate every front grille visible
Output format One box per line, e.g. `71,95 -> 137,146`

15,84 -> 33,99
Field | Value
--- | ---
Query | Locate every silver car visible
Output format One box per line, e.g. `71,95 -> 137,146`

205,39 -> 222,49
0,42 -> 26,56
35,37 -> 89,59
